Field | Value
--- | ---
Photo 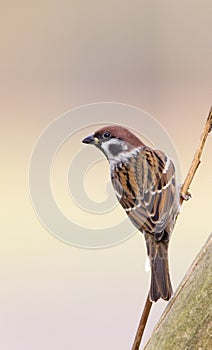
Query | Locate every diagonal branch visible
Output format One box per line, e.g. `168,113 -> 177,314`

180,105 -> 212,204
131,295 -> 153,350
131,106 -> 212,350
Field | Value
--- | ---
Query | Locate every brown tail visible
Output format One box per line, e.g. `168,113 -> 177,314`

145,233 -> 173,302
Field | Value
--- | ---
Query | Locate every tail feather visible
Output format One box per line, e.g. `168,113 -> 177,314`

145,233 -> 173,302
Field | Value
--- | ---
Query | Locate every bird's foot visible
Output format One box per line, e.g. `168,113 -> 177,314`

181,191 -> 192,201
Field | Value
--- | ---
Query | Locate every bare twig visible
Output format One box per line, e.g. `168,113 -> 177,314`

180,105 -> 212,204
131,106 -> 212,350
131,295 -> 152,350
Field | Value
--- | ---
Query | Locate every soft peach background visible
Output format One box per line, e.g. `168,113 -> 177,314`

1,1 -> 212,349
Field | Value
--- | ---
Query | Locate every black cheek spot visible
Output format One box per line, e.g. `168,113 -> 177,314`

108,143 -> 123,156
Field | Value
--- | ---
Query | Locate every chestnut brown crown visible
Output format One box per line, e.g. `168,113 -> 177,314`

94,125 -> 144,147
82,125 -> 145,148
82,125 -> 146,159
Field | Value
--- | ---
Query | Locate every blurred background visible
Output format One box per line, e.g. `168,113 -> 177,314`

1,1 -> 212,349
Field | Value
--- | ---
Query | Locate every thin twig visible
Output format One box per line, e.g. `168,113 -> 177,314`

131,295 -> 152,350
180,105 -> 212,204
131,106 -> 212,350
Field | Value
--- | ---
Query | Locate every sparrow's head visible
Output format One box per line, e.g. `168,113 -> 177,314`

82,125 -> 145,159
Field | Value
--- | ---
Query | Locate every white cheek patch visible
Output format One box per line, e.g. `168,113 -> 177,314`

101,139 -> 120,154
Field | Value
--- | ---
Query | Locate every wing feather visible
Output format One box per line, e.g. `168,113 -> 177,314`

111,147 -> 178,239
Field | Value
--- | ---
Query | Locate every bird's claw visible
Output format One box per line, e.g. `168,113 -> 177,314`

181,191 -> 192,201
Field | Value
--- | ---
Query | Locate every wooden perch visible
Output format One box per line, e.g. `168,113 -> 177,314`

144,233 -> 212,350
131,106 -> 212,350
180,105 -> 212,203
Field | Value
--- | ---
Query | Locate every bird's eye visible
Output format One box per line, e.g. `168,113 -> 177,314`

103,132 -> 111,138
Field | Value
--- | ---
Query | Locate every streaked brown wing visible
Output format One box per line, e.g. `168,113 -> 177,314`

112,148 -> 178,238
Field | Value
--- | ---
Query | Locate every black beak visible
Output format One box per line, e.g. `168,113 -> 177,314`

82,134 -> 99,145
